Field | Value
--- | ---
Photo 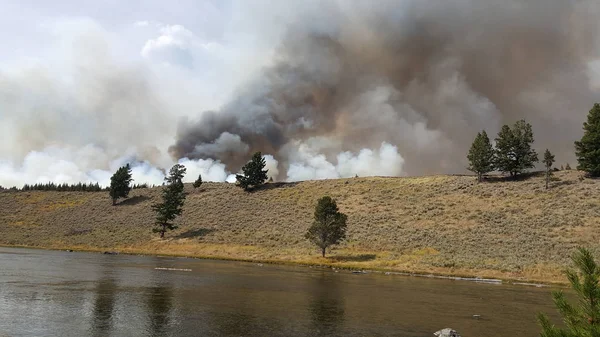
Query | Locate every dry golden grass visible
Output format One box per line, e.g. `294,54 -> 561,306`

1,170 -> 597,284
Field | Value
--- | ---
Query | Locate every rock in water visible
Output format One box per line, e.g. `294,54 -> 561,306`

434,328 -> 461,337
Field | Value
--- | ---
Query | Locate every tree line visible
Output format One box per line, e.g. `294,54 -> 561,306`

467,103 -> 600,187
467,119 -> 542,181
22,182 -> 104,192
0,182 -> 150,192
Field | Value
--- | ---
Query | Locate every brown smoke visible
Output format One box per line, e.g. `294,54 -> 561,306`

170,0 -> 600,178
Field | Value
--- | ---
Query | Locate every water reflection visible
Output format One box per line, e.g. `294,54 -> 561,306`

147,284 -> 174,337
91,277 -> 117,337
309,272 -> 345,336
206,287 -> 262,336
0,248 -> 560,337
214,311 -> 258,336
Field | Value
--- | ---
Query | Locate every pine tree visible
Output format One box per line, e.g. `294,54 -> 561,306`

566,163 -> 572,170
467,130 -> 495,182
152,164 -> 187,238
236,152 -> 268,191
193,174 -> 203,189
538,248 -> 600,336
109,164 -> 133,205
495,119 -> 539,177
575,103 -> 600,177
544,149 -> 556,190
305,196 -> 348,257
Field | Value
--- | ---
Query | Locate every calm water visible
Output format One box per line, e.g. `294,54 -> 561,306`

0,247 -> 560,337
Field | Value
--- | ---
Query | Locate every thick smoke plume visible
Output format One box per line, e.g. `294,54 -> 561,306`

171,0 -> 600,179
1,1 -> 600,187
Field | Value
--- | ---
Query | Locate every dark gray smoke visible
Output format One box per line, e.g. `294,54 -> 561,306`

170,0 -> 600,179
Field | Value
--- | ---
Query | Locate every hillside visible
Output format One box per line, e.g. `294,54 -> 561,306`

1,171 -> 599,283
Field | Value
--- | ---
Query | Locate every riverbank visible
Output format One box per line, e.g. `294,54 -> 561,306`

1,171 -> 598,284
0,241 -> 564,285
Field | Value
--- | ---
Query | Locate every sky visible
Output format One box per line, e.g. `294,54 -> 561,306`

0,0 -> 283,186
0,0 -> 277,110
0,0 -> 599,187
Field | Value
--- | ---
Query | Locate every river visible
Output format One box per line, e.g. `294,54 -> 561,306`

0,247 -> 561,336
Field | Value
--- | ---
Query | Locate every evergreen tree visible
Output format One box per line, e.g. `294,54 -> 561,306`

544,149 -> 556,190
575,103 -> 600,177
109,164 -> 133,205
566,163 -> 572,170
193,174 -> 203,189
467,130 -> 495,182
236,152 -> 268,191
538,248 -> 600,336
305,196 -> 348,257
495,119 -> 539,177
152,164 -> 187,238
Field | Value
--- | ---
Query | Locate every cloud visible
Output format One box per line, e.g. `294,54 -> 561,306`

139,22 -> 226,70
141,24 -> 196,67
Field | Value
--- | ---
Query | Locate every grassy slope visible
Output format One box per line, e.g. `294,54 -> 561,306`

1,170 -> 599,283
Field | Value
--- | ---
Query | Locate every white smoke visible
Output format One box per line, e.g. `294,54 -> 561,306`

0,145 -> 234,188
0,144 -> 285,188
0,146 -> 156,188
178,157 -> 231,183
286,141 -> 404,182
0,140 -> 405,187
337,143 -> 405,178
264,154 -> 280,181
129,162 -> 166,187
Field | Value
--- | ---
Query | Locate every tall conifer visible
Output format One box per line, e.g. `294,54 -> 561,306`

467,130 -> 495,182
575,103 -> 600,177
